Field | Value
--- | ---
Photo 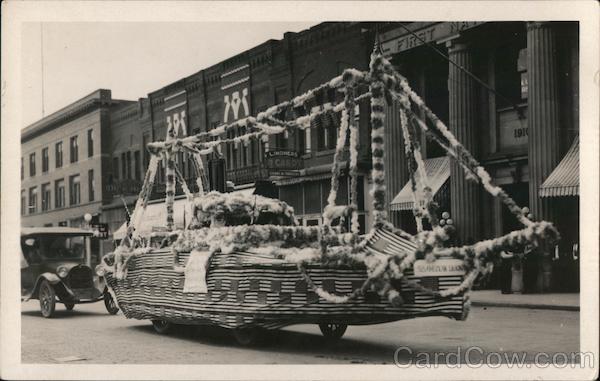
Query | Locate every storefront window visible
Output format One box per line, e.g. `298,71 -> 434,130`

279,185 -> 303,215
304,181 -> 321,214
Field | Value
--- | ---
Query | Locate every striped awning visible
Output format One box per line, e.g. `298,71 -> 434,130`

540,136 -> 579,197
390,157 -> 450,211
364,228 -> 417,256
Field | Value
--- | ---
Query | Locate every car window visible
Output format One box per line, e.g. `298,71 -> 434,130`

40,235 -> 86,260
21,238 -> 42,264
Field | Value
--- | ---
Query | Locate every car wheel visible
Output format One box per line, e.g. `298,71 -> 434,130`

103,290 -> 119,315
39,280 -> 56,318
318,323 -> 347,340
232,328 -> 262,346
64,303 -> 75,311
151,320 -> 173,334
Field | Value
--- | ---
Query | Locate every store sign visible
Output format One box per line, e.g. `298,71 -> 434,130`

498,108 -> 528,151
413,258 -> 465,277
90,223 -> 109,239
221,64 -> 251,123
104,179 -> 143,196
265,150 -> 303,172
381,22 -> 485,56
164,90 -> 187,138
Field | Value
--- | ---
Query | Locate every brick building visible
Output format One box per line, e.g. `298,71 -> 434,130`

142,23 -> 377,231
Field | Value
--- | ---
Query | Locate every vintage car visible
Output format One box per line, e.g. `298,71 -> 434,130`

21,227 -> 119,318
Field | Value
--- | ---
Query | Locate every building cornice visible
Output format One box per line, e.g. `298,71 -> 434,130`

21,89 -> 129,143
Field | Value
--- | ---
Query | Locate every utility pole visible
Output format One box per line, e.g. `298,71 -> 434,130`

40,22 -> 45,117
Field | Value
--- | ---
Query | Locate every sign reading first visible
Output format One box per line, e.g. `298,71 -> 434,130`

164,90 -> 188,138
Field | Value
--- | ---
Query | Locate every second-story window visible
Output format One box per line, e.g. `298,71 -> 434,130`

87,129 -> 94,157
41,183 -> 51,211
317,113 -> 338,151
55,141 -> 63,168
142,134 -> 150,169
21,190 -> 26,215
29,153 -> 36,177
55,179 -> 65,208
121,152 -> 127,180
126,151 -> 132,179
88,169 -> 95,202
134,151 -> 141,181
112,157 -> 119,180
69,174 -> 80,206
29,187 -> 37,214
21,157 -> 24,180
42,147 -> 49,173
70,136 -> 79,163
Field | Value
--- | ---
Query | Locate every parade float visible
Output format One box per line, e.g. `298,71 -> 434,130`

97,46 -> 559,345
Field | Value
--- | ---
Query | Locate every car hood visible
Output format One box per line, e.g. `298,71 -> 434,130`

42,261 -> 88,273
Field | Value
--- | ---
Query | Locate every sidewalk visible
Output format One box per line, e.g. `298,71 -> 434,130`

470,290 -> 580,311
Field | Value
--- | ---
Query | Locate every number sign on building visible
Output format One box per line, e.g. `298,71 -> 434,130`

221,64 -> 251,123
163,90 -> 188,138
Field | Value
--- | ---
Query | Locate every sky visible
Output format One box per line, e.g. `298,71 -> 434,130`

21,22 -> 316,127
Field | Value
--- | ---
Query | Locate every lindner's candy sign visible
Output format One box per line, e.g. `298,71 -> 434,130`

265,150 -> 303,176
221,64 -> 251,123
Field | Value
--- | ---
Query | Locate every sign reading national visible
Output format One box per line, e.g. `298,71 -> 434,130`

413,258 -> 466,277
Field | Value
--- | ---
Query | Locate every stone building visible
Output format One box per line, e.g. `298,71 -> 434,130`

380,21 -> 579,292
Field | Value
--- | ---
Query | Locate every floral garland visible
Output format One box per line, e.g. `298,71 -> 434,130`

368,52 -> 388,229
104,48 -> 561,311
346,85 -> 361,235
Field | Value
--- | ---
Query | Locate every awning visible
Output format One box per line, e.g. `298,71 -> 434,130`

540,136 -> 579,197
113,198 -> 194,240
390,156 -> 450,211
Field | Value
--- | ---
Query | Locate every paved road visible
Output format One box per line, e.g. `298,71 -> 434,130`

21,300 -> 579,365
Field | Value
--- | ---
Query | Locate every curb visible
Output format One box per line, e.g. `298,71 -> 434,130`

471,301 -> 580,312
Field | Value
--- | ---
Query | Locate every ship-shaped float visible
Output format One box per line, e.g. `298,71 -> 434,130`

98,48 -> 559,345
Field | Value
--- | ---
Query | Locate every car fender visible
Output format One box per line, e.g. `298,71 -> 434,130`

31,273 -> 62,299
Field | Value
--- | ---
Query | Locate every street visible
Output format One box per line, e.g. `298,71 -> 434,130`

21,300 -> 579,365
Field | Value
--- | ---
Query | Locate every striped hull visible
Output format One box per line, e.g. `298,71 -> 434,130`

106,249 -> 467,329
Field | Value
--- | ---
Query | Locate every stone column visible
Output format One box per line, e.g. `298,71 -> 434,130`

527,22 -> 560,223
527,21 -> 561,292
384,100 -> 408,228
447,40 -> 481,244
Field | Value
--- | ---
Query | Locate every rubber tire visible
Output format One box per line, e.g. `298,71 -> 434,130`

64,303 -> 75,311
232,328 -> 261,346
151,320 -> 173,335
39,280 -> 56,318
318,323 -> 347,340
103,290 -> 119,315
